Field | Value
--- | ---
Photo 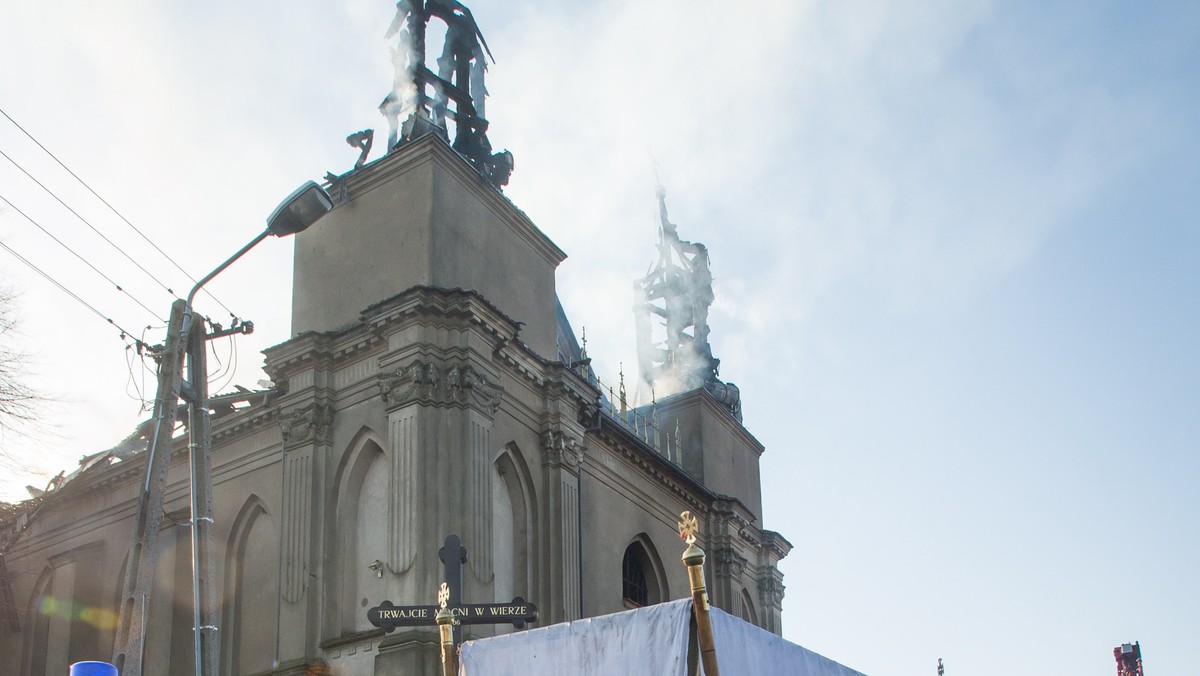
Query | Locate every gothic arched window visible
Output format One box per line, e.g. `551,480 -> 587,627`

622,544 -> 650,608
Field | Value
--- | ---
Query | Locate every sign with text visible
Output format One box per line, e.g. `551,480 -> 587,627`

368,597 -> 538,631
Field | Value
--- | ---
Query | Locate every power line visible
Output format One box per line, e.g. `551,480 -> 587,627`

0,191 -> 163,322
0,106 -> 238,319
0,240 -> 145,345
0,146 -> 178,301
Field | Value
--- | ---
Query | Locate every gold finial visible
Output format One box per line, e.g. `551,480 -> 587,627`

678,511 -> 699,545
435,581 -> 458,676
677,510 -> 719,675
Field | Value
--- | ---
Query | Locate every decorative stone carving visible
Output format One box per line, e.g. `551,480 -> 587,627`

280,403 -> 334,447
541,429 -> 583,469
758,574 -> 786,609
379,358 -> 502,413
713,547 -> 748,578
576,400 -> 601,428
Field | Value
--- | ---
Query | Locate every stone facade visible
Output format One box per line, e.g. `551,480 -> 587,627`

0,136 -> 791,675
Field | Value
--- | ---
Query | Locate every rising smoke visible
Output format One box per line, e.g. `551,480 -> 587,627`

633,186 -> 721,404
381,1 -> 420,148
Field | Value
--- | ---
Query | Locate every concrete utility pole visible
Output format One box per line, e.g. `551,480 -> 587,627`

113,300 -> 189,676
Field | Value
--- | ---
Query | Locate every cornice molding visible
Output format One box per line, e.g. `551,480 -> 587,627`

656,388 -> 766,457
589,420 -> 709,514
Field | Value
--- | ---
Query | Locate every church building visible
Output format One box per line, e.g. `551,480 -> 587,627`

0,4 -> 791,675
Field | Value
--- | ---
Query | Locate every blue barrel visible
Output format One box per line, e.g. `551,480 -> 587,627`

69,662 -> 118,676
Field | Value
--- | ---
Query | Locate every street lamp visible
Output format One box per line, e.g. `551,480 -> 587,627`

184,180 -> 332,676
185,180 -> 335,306
112,181 -> 332,676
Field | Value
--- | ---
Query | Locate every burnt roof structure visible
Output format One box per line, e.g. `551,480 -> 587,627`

379,0 -> 513,188
634,186 -> 741,421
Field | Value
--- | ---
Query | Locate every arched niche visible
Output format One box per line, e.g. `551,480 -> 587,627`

332,427 -> 390,633
21,566 -> 54,676
221,495 -> 278,675
739,587 -> 759,626
492,442 -> 537,610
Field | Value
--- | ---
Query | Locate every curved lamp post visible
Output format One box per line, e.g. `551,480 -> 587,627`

113,181 -> 332,676
184,181 -> 332,676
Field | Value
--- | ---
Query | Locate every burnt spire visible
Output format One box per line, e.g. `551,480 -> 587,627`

379,0 -> 513,188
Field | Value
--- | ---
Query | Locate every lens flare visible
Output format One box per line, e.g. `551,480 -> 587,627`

35,595 -> 119,630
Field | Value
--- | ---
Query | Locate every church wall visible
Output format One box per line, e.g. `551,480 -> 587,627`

577,437 -> 710,619
427,155 -> 561,358
579,472 -> 689,617
660,390 -> 765,522
291,138 -> 565,360
696,409 -> 764,521
291,149 -> 435,336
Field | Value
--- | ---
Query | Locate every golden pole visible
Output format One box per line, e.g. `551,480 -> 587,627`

678,511 -> 720,676
436,582 -> 459,676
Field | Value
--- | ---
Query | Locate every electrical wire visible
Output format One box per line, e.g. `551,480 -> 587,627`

225,336 -> 240,392
134,326 -> 162,384
124,339 -> 149,408
0,106 -> 239,319
0,146 -> 178,300
207,334 -> 230,384
0,191 -> 163,322
127,324 -> 163,409
210,335 -> 240,394
0,240 -> 145,344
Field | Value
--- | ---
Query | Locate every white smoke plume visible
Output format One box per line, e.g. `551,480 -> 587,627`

382,1 -> 420,147
632,187 -> 719,405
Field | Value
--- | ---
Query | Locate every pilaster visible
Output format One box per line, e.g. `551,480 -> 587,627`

540,427 -> 583,623
757,530 -> 792,635
278,400 -> 335,662
705,497 -> 754,612
377,354 -> 504,607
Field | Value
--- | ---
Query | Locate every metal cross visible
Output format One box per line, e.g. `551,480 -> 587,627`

678,511 -> 699,544
437,582 -> 450,610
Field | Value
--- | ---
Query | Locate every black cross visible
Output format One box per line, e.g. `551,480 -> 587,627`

367,534 -> 538,642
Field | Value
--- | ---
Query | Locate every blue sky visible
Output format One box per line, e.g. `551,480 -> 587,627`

1,1 -> 1197,674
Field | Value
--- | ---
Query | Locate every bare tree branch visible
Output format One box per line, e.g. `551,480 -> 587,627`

0,286 -> 42,462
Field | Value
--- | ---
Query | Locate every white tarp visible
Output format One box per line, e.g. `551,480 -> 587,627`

459,599 -> 692,676
458,599 -> 866,676
709,606 -> 865,676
